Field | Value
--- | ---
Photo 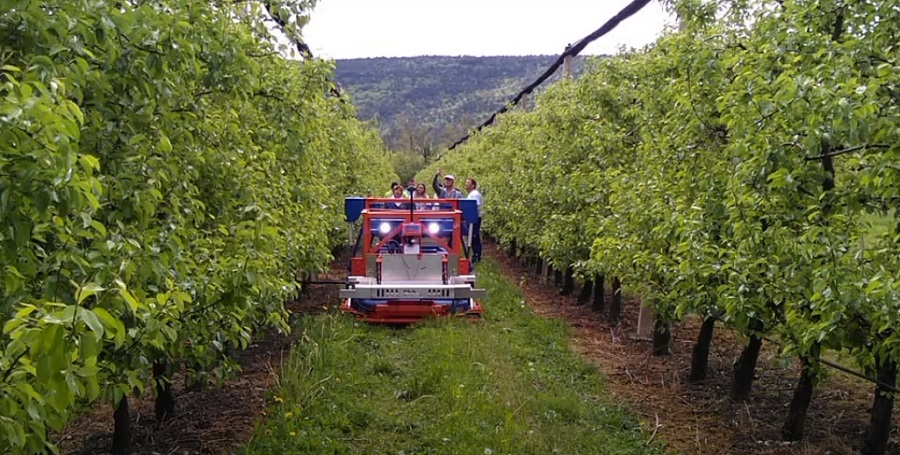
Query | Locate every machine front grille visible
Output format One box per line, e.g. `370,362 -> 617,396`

374,288 -> 452,298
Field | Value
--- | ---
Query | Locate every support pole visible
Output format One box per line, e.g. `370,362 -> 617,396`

541,261 -> 550,284
563,45 -> 573,78
635,302 -> 654,339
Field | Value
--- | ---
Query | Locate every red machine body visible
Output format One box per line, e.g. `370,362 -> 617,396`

340,197 -> 485,324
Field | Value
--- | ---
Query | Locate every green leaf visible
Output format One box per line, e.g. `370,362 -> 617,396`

3,317 -> 27,335
159,134 -> 172,153
85,375 -> 100,401
34,190 -> 50,213
76,283 -> 105,305
92,307 -> 118,330
79,309 -> 104,338
79,154 -> 101,172
90,220 -> 107,236
76,364 -> 100,377
79,332 -> 100,360
118,284 -> 141,313
128,134 -> 147,145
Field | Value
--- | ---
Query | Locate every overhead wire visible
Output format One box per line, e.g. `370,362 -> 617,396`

712,312 -> 900,394
448,0 -> 654,150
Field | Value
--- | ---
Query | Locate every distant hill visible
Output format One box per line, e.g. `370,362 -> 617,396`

333,55 -> 589,155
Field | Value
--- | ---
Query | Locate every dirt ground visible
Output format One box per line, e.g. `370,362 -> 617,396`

484,241 -> 900,455
56,259 -> 348,455
58,243 -> 899,455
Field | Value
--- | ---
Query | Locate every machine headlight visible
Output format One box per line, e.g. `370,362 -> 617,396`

379,222 -> 392,235
427,222 -> 440,235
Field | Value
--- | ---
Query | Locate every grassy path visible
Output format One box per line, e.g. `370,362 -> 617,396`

239,260 -> 665,455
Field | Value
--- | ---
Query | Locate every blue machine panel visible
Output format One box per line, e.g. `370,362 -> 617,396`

460,199 -> 479,223
345,197 -> 365,222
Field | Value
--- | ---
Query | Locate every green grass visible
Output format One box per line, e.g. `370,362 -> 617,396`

239,260 -> 663,455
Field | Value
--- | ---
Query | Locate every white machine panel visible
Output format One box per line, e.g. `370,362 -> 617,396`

380,254 -> 445,283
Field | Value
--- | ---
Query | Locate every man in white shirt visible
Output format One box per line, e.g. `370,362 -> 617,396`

465,177 -> 483,263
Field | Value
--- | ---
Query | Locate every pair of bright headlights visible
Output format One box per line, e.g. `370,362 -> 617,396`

378,222 -> 441,235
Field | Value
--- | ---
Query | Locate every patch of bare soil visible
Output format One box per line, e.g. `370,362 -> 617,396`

484,240 -> 899,455
56,252 -> 350,455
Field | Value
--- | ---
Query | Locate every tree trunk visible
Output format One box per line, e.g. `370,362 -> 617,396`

592,275 -> 605,312
154,361 -> 176,422
576,277 -> 593,306
652,314 -> 670,356
508,238 -> 517,257
688,316 -> 716,382
554,268 -> 563,290
862,358 -> 898,455
534,256 -> 543,276
300,270 -> 312,298
609,276 -> 622,323
782,349 -> 818,441
112,396 -> 130,455
731,327 -> 763,402
562,267 -> 575,296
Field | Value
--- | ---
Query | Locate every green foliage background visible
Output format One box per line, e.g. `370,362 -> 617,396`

0,0 -> 396,452
422,0 -> 900,404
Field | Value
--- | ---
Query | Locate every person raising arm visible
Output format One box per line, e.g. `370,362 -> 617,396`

432,168 -> 463,199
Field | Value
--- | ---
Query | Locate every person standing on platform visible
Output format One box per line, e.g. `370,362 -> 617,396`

464,177 -> 483,263
432,168 -> 463,199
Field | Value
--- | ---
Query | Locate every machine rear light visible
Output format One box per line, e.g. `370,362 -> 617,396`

379,222 -> 392,235
427,222 -> 440,235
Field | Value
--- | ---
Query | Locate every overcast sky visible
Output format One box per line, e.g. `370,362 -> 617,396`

302,0 -> 676,59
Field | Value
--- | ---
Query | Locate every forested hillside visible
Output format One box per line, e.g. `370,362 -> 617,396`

334,55 -> 588,155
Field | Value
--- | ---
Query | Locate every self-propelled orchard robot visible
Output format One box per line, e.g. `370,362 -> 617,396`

340,195 -> 486,324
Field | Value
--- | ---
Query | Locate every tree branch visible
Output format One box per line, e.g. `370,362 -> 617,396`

246,51 -> 278,58
804,144 -> 893,161
118,34 -> 165,56
261,1 -> 313,59
1,351 -> 28,384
